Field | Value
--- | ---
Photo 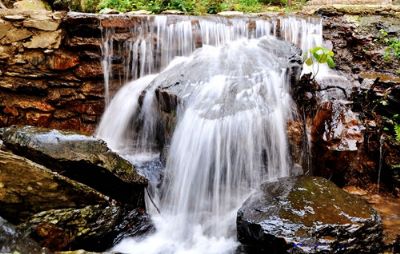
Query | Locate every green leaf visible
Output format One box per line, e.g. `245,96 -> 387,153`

305,57 -> 313,66
395,124 -> 400,142
327,56 -> 336,68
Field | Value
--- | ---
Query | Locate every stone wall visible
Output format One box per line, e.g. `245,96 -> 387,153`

0,10 -> 106,134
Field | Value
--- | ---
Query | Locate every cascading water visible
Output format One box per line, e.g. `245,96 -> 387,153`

97,15 -> 322,254
100,15 -> 322,103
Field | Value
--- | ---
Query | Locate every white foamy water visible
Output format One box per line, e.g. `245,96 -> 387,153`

97,15 -> 325,254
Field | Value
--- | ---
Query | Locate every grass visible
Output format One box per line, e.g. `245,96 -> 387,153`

96,0 -> 304,14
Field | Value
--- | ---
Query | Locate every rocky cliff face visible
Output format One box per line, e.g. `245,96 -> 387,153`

0,10 -> 107,134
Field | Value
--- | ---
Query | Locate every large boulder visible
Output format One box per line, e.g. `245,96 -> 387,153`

0,150 -> 109,223
19,205 -> 153,251
237,176 -> 383,253
0,125 -> 147,206
146,37 -> 303,148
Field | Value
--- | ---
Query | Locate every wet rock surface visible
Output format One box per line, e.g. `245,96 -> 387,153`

19,205 -> 154,251
237,176 -> 383,254
0,125 -> 147,206
0,150 -> 109,223
0,216 -> 49,254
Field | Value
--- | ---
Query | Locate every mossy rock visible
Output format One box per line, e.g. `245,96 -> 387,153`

19,205 -> 153,252
237,176 -> 383,253
0,125 -> 147,207
0,150 -> 109,224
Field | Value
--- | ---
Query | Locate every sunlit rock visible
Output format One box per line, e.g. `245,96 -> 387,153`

0,150 -> 109,223
237,176 -> 383,253
0,125 -> 147,206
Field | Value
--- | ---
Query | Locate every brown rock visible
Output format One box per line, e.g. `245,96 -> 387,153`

3,106 -> 19,116
0,95 -> 55,112
23,18 -> 60,31
65,36 -> 101,49
80,82 -> 104,98
0,76 -> 48,91
25,112 -> 52,126
33,223 -> 70,250
0,21 -> 13,40
100,17 -> 139,28
24,30 -> 63,49
74,61 -> 103,79
53,110 -> 76,119
0,150 -> 109,223
47,88 -> 84,103
3,28 -> 32,43
48,51 -> 79,70
68,101 -> 104,115
0,45 -> 15,60
24,51 -> 46,66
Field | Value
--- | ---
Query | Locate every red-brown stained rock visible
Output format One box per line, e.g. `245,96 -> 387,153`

69,101 -> 104,115
80,81 -> 104,98
48,51 -> 79,70
25,112 -> 52,126
1,96 -> 55,112
74,61 -> 103,79
100,17 -> 140,28
3,106 -> 19,116
34,223 -> 70,250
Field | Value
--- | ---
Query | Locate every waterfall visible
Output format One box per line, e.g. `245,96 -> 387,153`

97,15 -> 322,254
100,15 -> 322,103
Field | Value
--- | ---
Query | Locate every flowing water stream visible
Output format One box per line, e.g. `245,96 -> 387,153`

96,15 -> 324,254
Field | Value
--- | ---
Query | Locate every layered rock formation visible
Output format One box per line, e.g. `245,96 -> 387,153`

0,10 -> 105,134
0,125 -> 151,252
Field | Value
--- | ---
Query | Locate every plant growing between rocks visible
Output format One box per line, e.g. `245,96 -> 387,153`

305,46 -> 336,80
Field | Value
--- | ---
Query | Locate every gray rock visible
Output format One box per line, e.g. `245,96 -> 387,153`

0,216 -> 49,254
0,126 -> 147,206
0,150 -> 109,223
237,176 -> 383,253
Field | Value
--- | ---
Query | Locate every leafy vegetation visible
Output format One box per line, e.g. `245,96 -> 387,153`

305,46 -> 336,79
96,0 -> 304,14
395,124 -> 400,142
379,29 -> 400,61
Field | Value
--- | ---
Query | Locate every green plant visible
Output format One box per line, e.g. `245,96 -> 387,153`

395,124 -> 400,142
305,46 -> 336,79
379,29 -> 400,61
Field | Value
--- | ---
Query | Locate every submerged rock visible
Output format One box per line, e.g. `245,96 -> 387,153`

19,205 -> 153,251
237,176 -> 383,253
0,150 -> 109,223
0,125 -> 147,206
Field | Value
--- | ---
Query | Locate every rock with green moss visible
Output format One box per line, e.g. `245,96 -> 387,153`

237,176 -> 383,253
19,205 -> 153,251
0,150 -> 109,224
0,125 -> 147,206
